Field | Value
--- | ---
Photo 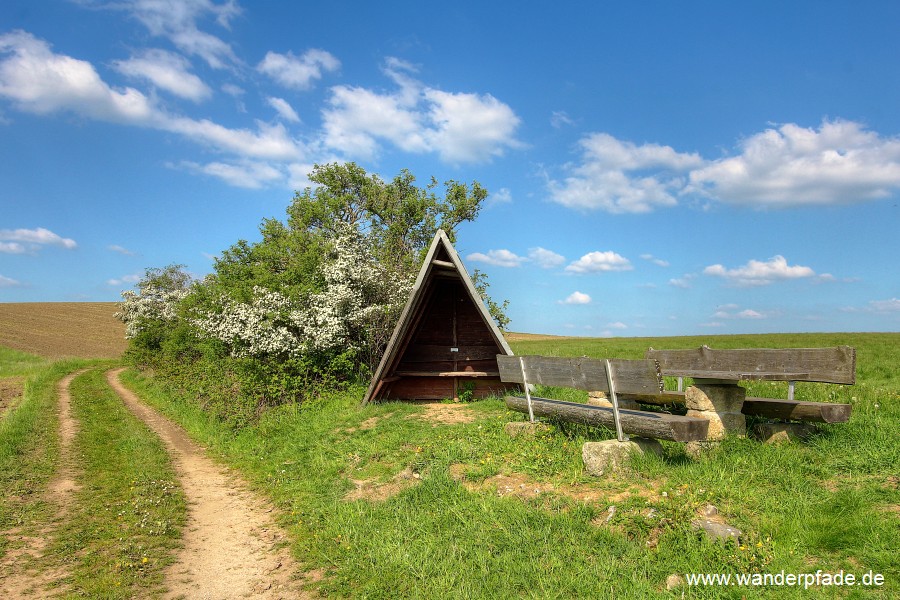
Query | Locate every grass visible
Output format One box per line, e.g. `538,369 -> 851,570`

3,327 -> 897,597
0,355 -> 84,560
0,351 -> 187,598
43,368 -> 187,597
119,332 -> 899,598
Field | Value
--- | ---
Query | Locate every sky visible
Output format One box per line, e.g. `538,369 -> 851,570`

1,0 -> 898,337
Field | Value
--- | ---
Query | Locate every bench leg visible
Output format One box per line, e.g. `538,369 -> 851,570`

685,383 -> 746,456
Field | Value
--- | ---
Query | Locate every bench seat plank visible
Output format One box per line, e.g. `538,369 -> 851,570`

741,397 -> 852,423
504,396 -> 710,442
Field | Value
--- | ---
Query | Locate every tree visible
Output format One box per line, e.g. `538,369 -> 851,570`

196,162 -> 504,371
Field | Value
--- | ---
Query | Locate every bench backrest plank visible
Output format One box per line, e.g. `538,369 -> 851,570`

646,346 -> 856,384
496,355 -> 663,395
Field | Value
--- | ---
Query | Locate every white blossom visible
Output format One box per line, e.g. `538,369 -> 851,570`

115,283 -> 188,338
192,224 -> 413,361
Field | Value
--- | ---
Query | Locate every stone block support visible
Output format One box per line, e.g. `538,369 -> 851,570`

684,383 -> 747,441
582,438 -> 663,476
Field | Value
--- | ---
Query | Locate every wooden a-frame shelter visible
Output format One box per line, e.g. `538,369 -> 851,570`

362,230 -> 516,404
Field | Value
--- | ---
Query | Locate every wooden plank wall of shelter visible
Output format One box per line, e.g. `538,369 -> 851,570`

379,276 -> 508,400
365,230 -> 517,403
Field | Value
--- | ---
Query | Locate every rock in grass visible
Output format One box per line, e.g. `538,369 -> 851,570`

504,421 -> 549,438
581,438 -> 662,477
755,422 -> 818,444
666,574 -> 684,590
691,518 -> 742,542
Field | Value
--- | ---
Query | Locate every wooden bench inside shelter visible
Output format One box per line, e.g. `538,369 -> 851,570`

496,355 -> 710,443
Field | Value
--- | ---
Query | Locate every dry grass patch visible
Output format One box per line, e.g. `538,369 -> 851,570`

0,303 -> 126,359
405,401 -> 475,426
344,467 -> 421,502
449,463 -> 664,505
0,377 -> 24,415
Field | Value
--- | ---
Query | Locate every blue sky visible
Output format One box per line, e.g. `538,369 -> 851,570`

1,0 -> 898,336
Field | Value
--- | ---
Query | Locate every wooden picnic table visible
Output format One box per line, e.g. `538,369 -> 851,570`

644,346 -> 856,441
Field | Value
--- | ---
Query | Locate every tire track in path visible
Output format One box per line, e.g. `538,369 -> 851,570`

107,368 -> 311,599
0,368 -> 86,598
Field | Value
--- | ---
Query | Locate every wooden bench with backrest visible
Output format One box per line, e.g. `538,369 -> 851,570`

496,355 -> 710,443
637,346 -> 854,423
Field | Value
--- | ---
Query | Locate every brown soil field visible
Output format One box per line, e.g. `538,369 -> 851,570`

504,331 -> 569,342
0,302 -> 127,359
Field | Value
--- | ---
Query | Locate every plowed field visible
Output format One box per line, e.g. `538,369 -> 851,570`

0,302 -> 126,359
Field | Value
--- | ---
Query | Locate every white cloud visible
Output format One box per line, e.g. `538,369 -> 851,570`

113,48 -> 211,102
179,159 -> 284,188
703,255 -> 815,286
324,83 -> 427,158
257,49 -> 340,90
712,306 -> 769,320
322,58 -> 521,164
0,32 -> 303,162
163,117 -> 302,159
221,83 -> 244,96
117,0 -> 241,69
108,244 -> 135,255
550,110 -> 574,128
487,187 -> 512,206
560,291 -> 591,305
0,30 -> 156,123
607,321 -> 628,329
107,273 -> 142,286
548,132 -> 704,213
266,96 -> 300,123
565,251 -> 632,273
0,242 -> 25,254
529,247 -> 565,269
640,253 -> 669,267
466,249 -> 525,268
869,298 -> 900,312
689,119 -> 900,206
548,119 -> 900,213
423,88 -> 522,163
668,276 -> 693,289
0,274 -> 21,287
0,227 -> 77,250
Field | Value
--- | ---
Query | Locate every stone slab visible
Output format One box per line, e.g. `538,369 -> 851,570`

582,437 -> 663,477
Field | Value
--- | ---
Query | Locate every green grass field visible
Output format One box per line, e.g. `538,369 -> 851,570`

118,332 -> 899,598
2,332 -> 898,598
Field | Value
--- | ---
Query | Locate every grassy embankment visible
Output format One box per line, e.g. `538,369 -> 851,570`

119,332 -> 899,598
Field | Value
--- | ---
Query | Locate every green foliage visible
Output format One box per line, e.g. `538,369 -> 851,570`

471,267 -> 511,331
120,162 -> 503,426
286,163 -> 486,275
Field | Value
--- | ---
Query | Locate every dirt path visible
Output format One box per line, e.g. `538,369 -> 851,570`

0,369 -> 86,598
106,369 -> 311,599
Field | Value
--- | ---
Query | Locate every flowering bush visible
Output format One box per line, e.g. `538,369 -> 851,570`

115,265 -> 191,347
192,224 -> 412,371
